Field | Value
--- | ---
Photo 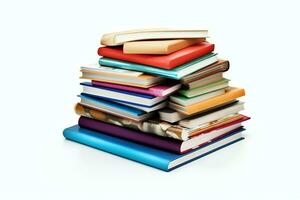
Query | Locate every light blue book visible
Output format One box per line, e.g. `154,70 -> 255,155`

99,53 -> 218,80
63,125 -> 244,171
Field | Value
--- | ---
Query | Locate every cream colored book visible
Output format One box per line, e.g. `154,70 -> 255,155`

101,28 -> 208,46
123,38 -> 205,54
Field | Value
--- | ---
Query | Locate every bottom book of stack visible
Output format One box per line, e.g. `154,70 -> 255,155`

63,118 -> 246,171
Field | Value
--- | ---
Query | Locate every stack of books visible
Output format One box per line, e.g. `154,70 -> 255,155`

63,29 -> 250,171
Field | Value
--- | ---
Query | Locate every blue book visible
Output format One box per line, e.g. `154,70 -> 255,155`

99,53 -> 218,80
63,125 -> 244,171
81,82 -> 167,106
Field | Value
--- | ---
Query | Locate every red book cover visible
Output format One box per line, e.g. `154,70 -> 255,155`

98,42 -> 215,69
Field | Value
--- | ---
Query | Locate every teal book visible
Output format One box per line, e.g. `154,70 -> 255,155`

178,78 -> 230,98
99,53 -> 218,80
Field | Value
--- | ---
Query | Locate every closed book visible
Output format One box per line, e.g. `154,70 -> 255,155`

63,125 -> 244,171
81,82 -> 167,106
169,87 -> 246,115
178,78 -> 229,98
91,80 -> 181,97
79,116 -> 244,154
98,42 -> 215,69
181,60 -> 230,85
99,53 -> 218,80
185,72 -> 224,89
79,94 -> 153,122
101,28 -> 208,46
123,38 -> 205,54
80,64 -> 164,88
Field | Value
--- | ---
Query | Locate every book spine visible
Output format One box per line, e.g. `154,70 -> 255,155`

78,117 -> 182,153
63,127 -> 170,171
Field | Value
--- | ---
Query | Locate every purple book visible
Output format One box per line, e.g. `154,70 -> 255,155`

78,116 -> 244,154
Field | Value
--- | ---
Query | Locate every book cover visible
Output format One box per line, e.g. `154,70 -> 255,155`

123,38 -> 205,54
99,53 -> 218,80
101,28 -> 208,46
98,42 -> 214,69
91,80 -> 181,97
63,125 -> 244,171
169,87 -> 246,115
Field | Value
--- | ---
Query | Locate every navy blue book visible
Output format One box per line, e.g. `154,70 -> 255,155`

63,125 -> 244,171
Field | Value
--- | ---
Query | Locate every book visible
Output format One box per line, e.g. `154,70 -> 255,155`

110,100 -> 167,113
79,94 -> 153,121
81,82 -> 167,107
91,80 -> 181,97
185,72 -> 224,89
63,125 -> 244,171
78,116 -> 245,154
169,87 -> 245,115
74,103 -> 249,140
178,78 -> 229,98
179,102 -> 245,128
101,28 -> 209,46
181,60 -> 230,85
170,89 -> 225,106
123,38 -> 206,54
98,42 -> 215,69
80,64 -> 164,88
159,101 -> 239,123
99,53 -> 218,80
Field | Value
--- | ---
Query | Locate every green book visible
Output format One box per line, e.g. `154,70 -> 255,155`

178,78 -> 229,98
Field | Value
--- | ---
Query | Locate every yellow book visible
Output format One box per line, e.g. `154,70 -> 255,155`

123,38 -> 206,54
101,28 -> 208,46
168,87 -> 245,115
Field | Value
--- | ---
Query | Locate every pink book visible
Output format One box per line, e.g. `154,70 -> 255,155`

91,80 -> 181,97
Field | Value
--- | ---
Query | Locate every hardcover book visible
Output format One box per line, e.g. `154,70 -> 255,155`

101,28 -> 208,46
99,53 -> 218,80
98,42 -> 215,69
123,38 -> 205,54
91,80 -> 181,97
63,125 -> 244,171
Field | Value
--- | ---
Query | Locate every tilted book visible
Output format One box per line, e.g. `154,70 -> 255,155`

63,125 -> 244,171
98,42 -> 214,69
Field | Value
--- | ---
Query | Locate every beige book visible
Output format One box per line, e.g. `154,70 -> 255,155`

123,38 -> 206,54
101,28 -> 208,46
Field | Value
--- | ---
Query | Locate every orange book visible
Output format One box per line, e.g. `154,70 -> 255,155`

123,38 -> 205,54
168,87 -> 245,115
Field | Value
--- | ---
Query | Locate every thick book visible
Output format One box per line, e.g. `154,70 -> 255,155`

74,103 -> 249,141
63,125 -> 244,171
91,80 -> 181,97
78,116 -> 244,154
81,82 -> 167,106
178,78 -> 230,98
185,72 -> 224,89
98,42 -> 215,69
181,60 -> 230,85
123,38 -> 205,54
80,64 -> 164,88
79,94 -> 153,121
101,28 -> 208,46
99,53 -> 218,80
169,87 -> 245,115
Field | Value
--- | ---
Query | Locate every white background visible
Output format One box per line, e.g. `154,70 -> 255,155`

0,0 -> 300,199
